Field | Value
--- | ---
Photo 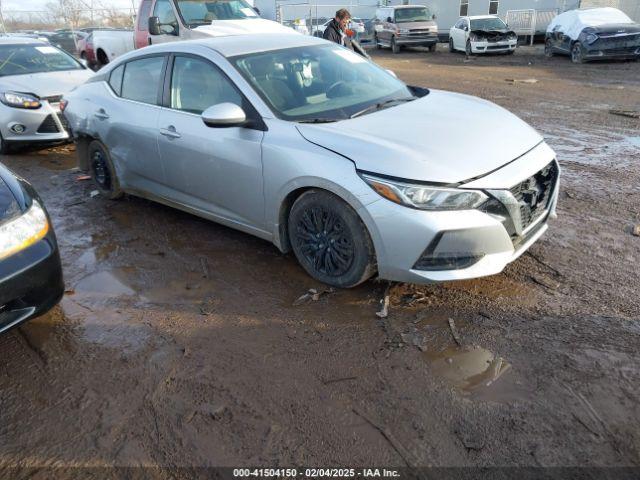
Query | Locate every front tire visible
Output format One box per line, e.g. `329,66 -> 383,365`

571,42 -> 584,64
428,43 -> 436,52
391,36 -> 400,54
288,190 -> 376,288
449,38 -> 455,53
544,39 -> 554,58
466,40 -> 473,56
88,140 -> 123,200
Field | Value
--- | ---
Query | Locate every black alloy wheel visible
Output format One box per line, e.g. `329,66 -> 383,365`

288,190 -> 376,288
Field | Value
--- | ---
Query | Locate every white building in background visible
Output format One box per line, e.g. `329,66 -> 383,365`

579,0 -> 640,21
259,0 -> 639,35
391,0 -> 581,34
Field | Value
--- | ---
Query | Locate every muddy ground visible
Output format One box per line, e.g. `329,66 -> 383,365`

1,45 -> 639,476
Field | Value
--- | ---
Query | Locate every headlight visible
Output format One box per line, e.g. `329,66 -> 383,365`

361,174 -> 488,211
399,28 -> 410,34
0,200 -> 49,260
0,91 -> 41,109
586,33 -> 598,44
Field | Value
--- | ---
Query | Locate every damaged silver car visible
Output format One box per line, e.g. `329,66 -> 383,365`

63,34 -> 560,288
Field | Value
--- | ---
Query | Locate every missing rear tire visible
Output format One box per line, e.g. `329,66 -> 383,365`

88,140 -> 123,200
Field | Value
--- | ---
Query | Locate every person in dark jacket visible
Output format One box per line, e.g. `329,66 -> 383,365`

323,9 -> 351,46
322,8 -> 369,58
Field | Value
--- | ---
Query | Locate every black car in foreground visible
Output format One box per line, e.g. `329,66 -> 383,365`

0,163 -> 63,334
546,7 -> 640,63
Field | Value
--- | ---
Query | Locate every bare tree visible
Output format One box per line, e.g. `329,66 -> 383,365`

45,0 -> 87,29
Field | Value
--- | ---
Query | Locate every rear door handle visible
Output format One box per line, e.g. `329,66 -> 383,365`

160,126 -> 181,139
94,109 -> 109,120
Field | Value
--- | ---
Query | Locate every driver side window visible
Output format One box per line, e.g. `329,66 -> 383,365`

170,56 -> 243,115
153,0 -> 177,34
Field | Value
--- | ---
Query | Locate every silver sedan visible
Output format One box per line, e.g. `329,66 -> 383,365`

63,34 -> 559,288
0,38 -> 93,153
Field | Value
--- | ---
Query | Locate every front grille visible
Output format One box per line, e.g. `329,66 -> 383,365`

58,113 -> 70,131
601,47 -> 639,55
36,113 -> 69,134
37,115 -> 59,133
509,161 -> 559,232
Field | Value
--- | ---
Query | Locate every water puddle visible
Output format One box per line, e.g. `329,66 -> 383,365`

626,136 -> 640,148
425,345 -> 511,392
74,270 -> 136,297
60,297 -> 151,353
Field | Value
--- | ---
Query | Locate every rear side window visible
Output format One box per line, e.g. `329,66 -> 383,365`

138,0 -> 152,30
121,56 -> 165,105
109,64 -> 124,95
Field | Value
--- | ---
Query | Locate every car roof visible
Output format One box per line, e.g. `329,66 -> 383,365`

137,33 -> 326,58
0,36 -> 48,45
391,4 -> 428,8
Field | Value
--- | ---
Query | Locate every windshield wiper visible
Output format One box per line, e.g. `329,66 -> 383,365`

298,118 -> 338,124
350,97 -> 415,119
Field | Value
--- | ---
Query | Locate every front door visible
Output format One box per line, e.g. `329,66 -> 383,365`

149,0 -> 180,45
157,54 -> 265,229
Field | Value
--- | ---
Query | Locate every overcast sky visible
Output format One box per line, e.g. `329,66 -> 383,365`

2,0 -> 135,13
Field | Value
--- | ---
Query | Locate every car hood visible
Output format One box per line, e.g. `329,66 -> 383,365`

193,18 -> 298,36
0,69 -> 94,98
296,90 -> 543,184
585,23 -> 640,35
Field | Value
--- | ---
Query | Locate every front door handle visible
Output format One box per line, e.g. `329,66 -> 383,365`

94,109 -> 109,120
160,126 -> 181,139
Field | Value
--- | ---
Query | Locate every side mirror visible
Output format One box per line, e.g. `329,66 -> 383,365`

464,26 -> 469,32
386,16 -> 393,23
148,16 -> 162,35
202,103 -> 247,128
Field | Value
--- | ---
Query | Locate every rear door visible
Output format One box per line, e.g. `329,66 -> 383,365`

156,54 -> 265,229
97,55 -> 167,191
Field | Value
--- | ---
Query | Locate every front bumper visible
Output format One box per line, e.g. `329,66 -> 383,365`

584,45 -> 640,60
470,40 -> 517,53
0,230 -> 64,334
396,33 -> 439,46
0,101 -> 71,144
360,142 -> 559,284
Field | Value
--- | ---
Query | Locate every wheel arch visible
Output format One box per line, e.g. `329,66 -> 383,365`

273,178 -> 381,265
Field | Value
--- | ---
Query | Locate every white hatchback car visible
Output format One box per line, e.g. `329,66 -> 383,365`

63,34 -> 559,288
449,15 -> 517,55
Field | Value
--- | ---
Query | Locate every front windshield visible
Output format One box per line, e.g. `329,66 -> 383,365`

395,7 -> 431,23
177,0 -> 258,25
470,17 -> 508,30
0,44 -> 82,77
231,44 -> 414,122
